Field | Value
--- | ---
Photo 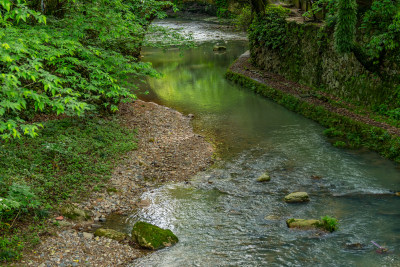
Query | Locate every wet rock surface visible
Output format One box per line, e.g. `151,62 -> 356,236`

131,221 -> 179,250
286,219 -> 321,230
257,171 -> 271,182
94,228 -> 128,242
284,192 -> 310,203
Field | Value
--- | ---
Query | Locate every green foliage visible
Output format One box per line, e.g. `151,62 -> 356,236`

215,0 -> 229,18
0,0 -> 47,27
234,6 -> 252,31
320,215 -> 338,232
303,0 -> 337,19
0,0 -> 175,141
360,0 -> 400,62
334,0 -> 357,53
323,127 -> 344,137
0,116 -> 137,262
0,117 -> 136,204
248,6 -> 290,50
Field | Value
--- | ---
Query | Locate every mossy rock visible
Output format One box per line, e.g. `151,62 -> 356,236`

257,172 -> 271,182
213,45 -> 227,51
60,204 -> 90,221
284,192 -> 310,203
94,228 -> 127,241
286,218 -> 338,232
131,221 -> 178,250
286,219 -> 321,230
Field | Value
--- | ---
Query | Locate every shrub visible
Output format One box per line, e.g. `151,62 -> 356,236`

248,5 -> 290,50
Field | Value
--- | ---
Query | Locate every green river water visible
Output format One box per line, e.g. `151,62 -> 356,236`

121,19 -> 400,266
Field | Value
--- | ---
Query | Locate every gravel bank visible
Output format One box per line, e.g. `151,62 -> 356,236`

24,100 -> 214,266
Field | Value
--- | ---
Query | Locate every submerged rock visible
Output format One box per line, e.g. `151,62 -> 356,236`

131,221 -> 178,250
94,228 -> 127,241
60,204 -> 90,221
284,192 -> 310,203
213,45 -> 226,51
345,242 -> 365,250
286,219 -> 320,230
396,192 -> 400,197
257,172 -> 271,182
286,217 -> 338,232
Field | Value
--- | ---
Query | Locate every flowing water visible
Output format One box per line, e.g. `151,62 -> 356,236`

123,19 -> 399,266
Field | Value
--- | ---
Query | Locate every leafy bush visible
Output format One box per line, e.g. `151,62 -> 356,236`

234,6 -> 252,31
0,0 -> 172,141
248,5 -> 290,50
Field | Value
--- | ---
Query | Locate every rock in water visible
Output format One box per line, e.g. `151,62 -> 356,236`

257,172 -> 271,182
94,228 -> 127,241
284,192 -> 310,203
213,45 -> 227,51
60,204 -> 90,221
131,221 -> 178,250
286,219 -> 321,230
396,192 -> 400,197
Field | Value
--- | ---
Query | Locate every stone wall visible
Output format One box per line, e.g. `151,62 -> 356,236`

251,20 -> 397,105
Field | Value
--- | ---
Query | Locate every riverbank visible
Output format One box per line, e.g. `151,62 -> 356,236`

227,52 -> 400,163
18,100 -> 213,266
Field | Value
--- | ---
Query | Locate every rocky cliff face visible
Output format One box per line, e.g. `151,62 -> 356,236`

251,20 -> 399,106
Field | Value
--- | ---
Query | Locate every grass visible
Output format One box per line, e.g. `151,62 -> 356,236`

0,115 -> 137,262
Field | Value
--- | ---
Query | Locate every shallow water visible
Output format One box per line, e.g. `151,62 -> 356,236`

124,19 -> 400,266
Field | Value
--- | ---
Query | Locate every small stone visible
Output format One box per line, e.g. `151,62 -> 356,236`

57,221 -> 73,227
286,218 -> 321,230
94,228 -> 127,241
55,216 -> 64,221
99,217 -> 106,222
257,172 -> 271,182
188,114 -> 194,118
82,232 -> 94,239
265,215 -> 280,220
284,192 -> 310,203
60,204 -> 90,221
94,217 -> 99,222
136,199 -> 151,208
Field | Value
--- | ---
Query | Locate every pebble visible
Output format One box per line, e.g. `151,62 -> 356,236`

83,232 -> 94,239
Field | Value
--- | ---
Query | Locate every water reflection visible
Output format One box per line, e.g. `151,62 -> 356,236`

126,20 -> 400,266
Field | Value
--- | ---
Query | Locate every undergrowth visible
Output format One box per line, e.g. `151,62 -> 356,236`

0,116 -> 137,262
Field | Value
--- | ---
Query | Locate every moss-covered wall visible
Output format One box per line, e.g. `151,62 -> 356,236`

250,20 -> 397,106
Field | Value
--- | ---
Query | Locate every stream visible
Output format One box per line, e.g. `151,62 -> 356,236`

124,18 -> 399,266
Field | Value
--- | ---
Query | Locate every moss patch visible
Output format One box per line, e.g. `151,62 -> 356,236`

131,221 -> 178,250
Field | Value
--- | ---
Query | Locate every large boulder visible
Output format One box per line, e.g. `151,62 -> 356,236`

94,228 -> 127,241
60,204 -> 90,221
284,192 -> 310,203
257,172 -> 271,182
286,219 -> 321,230
131,221 -> 178,250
